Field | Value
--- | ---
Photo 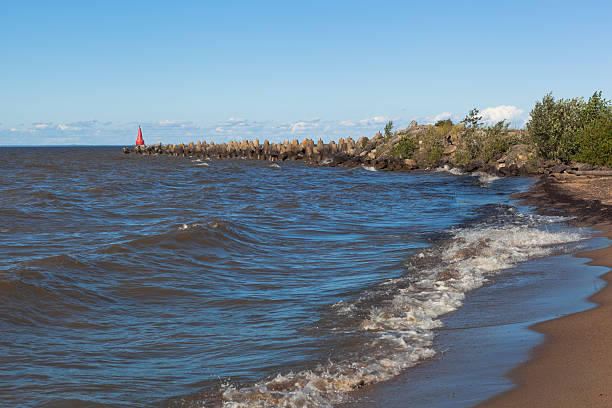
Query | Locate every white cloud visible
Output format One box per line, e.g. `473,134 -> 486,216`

432,112 -> 453,122
480,105 -> 525,125
58,124 -> 82,131
2,115 -> 449,146
289,118 -> 320,134
158,119 -> 191,127
358,116 -> 389,126
418,111 -> 461,125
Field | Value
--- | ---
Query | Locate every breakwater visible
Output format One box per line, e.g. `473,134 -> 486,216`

123,125 -> 611,179
124,133 -> 421,171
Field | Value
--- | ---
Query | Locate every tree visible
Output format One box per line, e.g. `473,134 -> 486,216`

461,108 -> 482,129
384,121 -> 394,138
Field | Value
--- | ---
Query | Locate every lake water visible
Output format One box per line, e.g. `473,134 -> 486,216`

0,147 -> 590,407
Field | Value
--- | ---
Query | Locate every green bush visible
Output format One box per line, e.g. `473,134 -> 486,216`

481,120 -> 513,163
527,91 -> 611,164
390,136 -> 417,159
573,114 -> 612,167
435,119 -> 453,127
425,142 -> 444,166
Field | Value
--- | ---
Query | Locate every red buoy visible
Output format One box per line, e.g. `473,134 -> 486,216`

135,126 -> 145,146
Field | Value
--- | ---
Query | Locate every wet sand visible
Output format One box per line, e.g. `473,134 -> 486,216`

479,174 -> 612,408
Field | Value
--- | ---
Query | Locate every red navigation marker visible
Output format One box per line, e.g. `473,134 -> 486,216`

135,126 -> 145,146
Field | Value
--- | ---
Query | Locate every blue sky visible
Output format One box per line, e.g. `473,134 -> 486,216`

1,0 -> 611,145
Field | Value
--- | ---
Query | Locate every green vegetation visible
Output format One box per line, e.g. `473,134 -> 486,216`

390,136 -> 416,159
376,91 -> 610,170
461,108 -> 482,130
413,122 -> 462,166
573,113 -> 612,166
425,142 -> 444,166
384,121 -> 394,139
435,119 -> 453,127
481,120 -> 518,163
527,91 -> 611,164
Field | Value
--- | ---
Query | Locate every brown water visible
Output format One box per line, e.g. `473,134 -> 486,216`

0,147 -> 587,407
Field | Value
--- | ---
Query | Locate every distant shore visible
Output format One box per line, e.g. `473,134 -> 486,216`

478,174 -> 612,407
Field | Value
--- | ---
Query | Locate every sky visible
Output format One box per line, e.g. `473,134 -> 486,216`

1,0 -> 611,145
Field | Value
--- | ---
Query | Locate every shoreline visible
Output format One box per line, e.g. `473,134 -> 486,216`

477,175 -> 612,407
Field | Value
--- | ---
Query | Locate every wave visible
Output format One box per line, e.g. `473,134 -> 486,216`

472,171 -> 500,184
100,219 -> 262,257
0,255 -> 114,325
435,164 -> 465,175
218,212 -> 583,407
435,165 -> 500,185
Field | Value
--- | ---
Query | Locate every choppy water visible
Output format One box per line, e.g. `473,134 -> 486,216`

0,147 -> 585,407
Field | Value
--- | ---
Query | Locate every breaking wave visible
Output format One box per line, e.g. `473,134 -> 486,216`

218,211 -> 583,407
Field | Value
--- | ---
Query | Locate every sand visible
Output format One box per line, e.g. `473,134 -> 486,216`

478,174 -> 612,408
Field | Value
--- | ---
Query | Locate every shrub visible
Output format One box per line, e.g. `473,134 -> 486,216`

481,120 -> 513,163
573,113 -> 612,167
456,114 -> 519,164
527,91 -> 611,163
435,119 -> 453,127
425,142 -> 444,166
390,136 -> 417,159
527,92 -> 583,162
455,149 -> 472,166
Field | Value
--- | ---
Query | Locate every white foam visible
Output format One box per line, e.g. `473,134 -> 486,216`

196,162 -> 210,166
472,171 -> 500,184
220,221 -> 584,407
435,165 -> 501,184
178,223 -> 200,231
268,163 -> 281,168
435,165 -> 464,175
362,165 -> 377,172
331,300 -> 356,315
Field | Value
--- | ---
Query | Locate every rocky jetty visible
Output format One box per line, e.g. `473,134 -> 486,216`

124,135 -> 422,171
123,125 -> 611,178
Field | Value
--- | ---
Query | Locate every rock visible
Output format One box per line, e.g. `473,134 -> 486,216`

551,163 -> 568,174
403,158 -> 417,170
374,160 -> 387,170
463,160 -> 484,172
443,145 -> 457,154
501,144 -> 536,169
333,153 -> 350,165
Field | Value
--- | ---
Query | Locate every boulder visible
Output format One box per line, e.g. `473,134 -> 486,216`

403,158 -> 417,170
443,145 -> 457,154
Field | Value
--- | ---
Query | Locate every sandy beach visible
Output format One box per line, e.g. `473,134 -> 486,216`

479,174 -> 612,408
